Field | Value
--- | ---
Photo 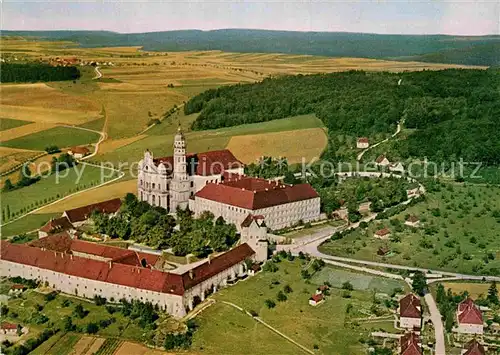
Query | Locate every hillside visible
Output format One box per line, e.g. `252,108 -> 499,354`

2,29 -> 499,66
185,68 -> 500,165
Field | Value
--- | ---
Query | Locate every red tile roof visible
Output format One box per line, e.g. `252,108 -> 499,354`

241,214 -> 265,228
181,243 -> 255,290
63,198 -> 121,223
458,298 -> 483,325
30,232 -> 73,252
310,294 -> 324,302
375,228 -> 391,236
10,284 -> 26,290
464,340 -> 486,355
400,332 -> 422,355
399,294 -> 422,319
2,239 -> 254,297
195,176 -> 319,210
1,322 -> 17,330
70,146 -> 90,155
39,217 -> 74,233
357,137 -> 369,143
154,149 -> 243,176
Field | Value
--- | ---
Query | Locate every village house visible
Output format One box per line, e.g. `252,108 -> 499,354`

1,322 -> 17,335
358,201 -> 372,214
68,146 -> 90,159
399,293 -> 422,329
406,186 -> 421,198
309,293 -> 324,306
456,298 -> 484,335
374,228 -> 391,239
462,339 -> 486,355
400,332 -> 422,355
62,198 -> 122,227
38,216 -> 75,238
375,154 -> 391,167
356,137 -> 369,149
1,235 -> 257,319
377,246 -> 390,256
332,206 -> 348,221
405,215 -> 421,228
316,284 -> 329,295
389,162 -> 405,173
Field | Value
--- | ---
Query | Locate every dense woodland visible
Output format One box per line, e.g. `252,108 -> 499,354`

186,69 -> 500,165
0,63 -> 80,83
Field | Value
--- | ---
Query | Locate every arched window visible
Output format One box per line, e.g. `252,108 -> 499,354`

152,195 -> 156,205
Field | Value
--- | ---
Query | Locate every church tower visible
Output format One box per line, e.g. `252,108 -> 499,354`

170,126 -> 191,211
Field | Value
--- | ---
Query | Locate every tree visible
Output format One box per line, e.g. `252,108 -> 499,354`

86,322 -> 99,334
487,281 -> 499,305
264,299 -> 276,309
2,179 -> 14,192
342,281 -> 354,291
277,291 -> 287,302
284,285 -> 293,294
73,304 -> 87,319
411,271 -> 427,296
62,316 -> 75,331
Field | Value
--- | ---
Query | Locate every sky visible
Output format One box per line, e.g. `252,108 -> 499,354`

2,1 -> 499,36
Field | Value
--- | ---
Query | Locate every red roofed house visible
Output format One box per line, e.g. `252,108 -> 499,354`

38,216 -> 75,238
1,322 -> 18,335
357,137 -> 369,149
405,215 -> 421,228
309,293 -> 324,306
374,228 -> 392,239
1,235 -> 256,318
463,339 -> 486,355
190,175 -> 320,230
138,127 -> 244,212
375,154 -> 390,166
68,146 -> 90,159
400,332 -> 422,355
399,293 -> 422,329
62,198 -> 122,226
456,298 -> 484,334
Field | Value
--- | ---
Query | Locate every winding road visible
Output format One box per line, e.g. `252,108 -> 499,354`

357,120 -> 403,162
93,66 -> 102,79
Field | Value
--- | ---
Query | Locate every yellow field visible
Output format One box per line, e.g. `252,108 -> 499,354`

98,135 -> 147,154
226,128 -> 328,164
34,179 -> 137,213
0,147 -> 41,174
71,336 -> 106,355
441,282 -> 492,299
0,122 -> 57,141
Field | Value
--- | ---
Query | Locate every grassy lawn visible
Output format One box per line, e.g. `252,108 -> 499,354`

2,126 -> 100,151
1,164 -> 120,221
192,259 -> 400,355
0,117 -> 32,131
319,182 -> 500,275
1,212 -> 60,237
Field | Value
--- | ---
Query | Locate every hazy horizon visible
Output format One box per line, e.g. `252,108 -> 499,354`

3,1 -> 499,36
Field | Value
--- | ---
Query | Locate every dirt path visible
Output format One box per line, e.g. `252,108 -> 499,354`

93,66 -> 102,79
357,120 -> 403,162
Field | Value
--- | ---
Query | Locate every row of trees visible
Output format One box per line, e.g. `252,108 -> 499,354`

1,63 -> 81,83
185,69 -> 500,165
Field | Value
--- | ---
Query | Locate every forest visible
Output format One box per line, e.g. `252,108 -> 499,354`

185,69 -> 500,165
0,63 -> 81,83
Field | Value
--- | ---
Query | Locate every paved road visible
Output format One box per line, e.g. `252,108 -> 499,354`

424,293 -> 446,355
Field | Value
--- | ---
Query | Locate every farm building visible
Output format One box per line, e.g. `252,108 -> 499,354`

405,215 -> 420,228
1,322 -> 17,335
374,228 -> 391,239
62,198 -> 122,226
356,137 -> 369,149
68,146 -> 90,159
38,216 -> 75,238
309,294 -> 324,306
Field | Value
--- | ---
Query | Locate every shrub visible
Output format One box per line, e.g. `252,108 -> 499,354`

265,299 -> 276,309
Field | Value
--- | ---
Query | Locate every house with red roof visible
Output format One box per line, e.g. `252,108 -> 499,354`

357,137 -> 369,149
189,175 -> 320,231
375,154 -> 391,167
309,293 -> 324,306
399,293 -> 422,330
38,216 -> 75,238
374,228 -> 391,239
463,339 -> 486,355
1,322 -> 18,335
456,298 -> 484,334
138,127 -> 244,212
399,332 -> 422,355
68,146 -> 90,159
0,235 -> 256,318
62,198 -> 121,226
